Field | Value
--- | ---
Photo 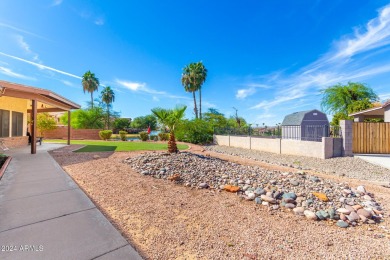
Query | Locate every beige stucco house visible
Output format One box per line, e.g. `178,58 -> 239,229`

0,80 -> 80,154
349,100 -> 390,122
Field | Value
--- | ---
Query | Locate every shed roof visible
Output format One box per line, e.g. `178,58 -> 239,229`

282,109 -> 324,125
0,80 -> 80,111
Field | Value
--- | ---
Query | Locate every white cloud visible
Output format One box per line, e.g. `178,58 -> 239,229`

116,79 -> 169,95
0,51 -> 81,79
94,18 -> 105,26
0,66 -> 35,80
52,0 -> 63,6
61,80 -> 73,86
14,35 -> 41,63
236,87 -> 256,99
152,96 -> 159,101
235,83 -> 270,99
332,4 -> 390,60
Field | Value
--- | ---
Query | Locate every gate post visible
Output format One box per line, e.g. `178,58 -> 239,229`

340,120 -> 353,156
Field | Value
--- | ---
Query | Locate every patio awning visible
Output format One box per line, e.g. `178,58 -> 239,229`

0,80 -> 80,111
0,80 -> 81,154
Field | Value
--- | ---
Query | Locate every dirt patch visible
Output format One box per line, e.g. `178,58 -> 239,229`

50,145 -> 390,259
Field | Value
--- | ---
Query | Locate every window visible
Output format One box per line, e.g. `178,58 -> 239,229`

12,111 -> 23,137
0,109 -> 10,137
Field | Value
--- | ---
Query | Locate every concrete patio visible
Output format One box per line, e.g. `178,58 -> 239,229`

0,144 -> 142,260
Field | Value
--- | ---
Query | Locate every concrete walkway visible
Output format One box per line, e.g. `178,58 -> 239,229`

0,144 -> 142,260
355,154 -> 390,170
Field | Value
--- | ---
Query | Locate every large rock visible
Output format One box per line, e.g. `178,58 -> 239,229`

293,207 -> 305,215
357,185 -> 366,194
337,208 -> 351,215
336,220 -> 349,228
260,195 -> 277,204
282,192 -> 297,200
224,185 -> 240,192
347,211 -> 359,222
312,192 -> 329,202
357,208 -> 372,218
304,210 -> 317,220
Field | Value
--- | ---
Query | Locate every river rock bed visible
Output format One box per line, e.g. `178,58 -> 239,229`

125,152 -> 385,228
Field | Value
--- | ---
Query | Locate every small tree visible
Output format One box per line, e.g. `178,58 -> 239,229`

151,106 -> 187,153
37,113 -> 57,137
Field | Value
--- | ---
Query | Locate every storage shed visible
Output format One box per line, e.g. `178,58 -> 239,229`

281,109 -> 329,141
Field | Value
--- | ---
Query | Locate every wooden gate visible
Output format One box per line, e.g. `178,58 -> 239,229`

353,122 -> 390,154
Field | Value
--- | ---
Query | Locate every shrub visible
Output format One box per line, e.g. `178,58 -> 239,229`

99,130 -> 113,141
119,130 -> 127,141
175,119 -> 213,144
150,135 -> 158,141
158,133 -> 169,141
139,131 -> 149,141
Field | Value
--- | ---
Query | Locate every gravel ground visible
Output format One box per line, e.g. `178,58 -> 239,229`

205,145 -> 390,183
49,146 -> 390,259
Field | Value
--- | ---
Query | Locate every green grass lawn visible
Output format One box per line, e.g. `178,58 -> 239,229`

44,139 -> 188,152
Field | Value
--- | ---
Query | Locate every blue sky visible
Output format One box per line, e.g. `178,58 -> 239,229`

1,1 -> 390,125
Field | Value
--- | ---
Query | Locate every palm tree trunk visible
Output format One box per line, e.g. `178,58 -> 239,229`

199,87 -> 202,120
192,91 -> 198,119
91,92 -> 94,109
168,131 -> 178,153
106,107 -> 110,129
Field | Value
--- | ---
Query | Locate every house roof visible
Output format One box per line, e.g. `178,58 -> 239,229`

0,80 -> 80,111
282,109 -> 324,125
349,106 -> 385,117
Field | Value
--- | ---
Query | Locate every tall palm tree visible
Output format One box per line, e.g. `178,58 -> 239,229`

82,71 -> 100,108
181,62 -> 207,119
101,86 -> 115,129
151,105 -> 187,153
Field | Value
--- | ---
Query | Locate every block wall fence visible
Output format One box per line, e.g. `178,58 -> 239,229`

214,120 -> 353,159
43,126 -> 101,140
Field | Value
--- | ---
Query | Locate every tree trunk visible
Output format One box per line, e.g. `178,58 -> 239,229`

91,92 -> 94,109
199,87 -> 202,120
168,131 -> 178,153
107,107 -> 110,130
192,91 -> 198,119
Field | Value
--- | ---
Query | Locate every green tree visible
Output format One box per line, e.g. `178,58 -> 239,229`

130,115 -> 157,130
321,82 -> 379,125
101,86 -> 115,129
203,108 -> 228,129
113,118 -> 131,131
37,113 -> 57,136
60,107 -> 105,129
151,105 -> 187,153
181,61 -> 207,119
82,71 -> 100,109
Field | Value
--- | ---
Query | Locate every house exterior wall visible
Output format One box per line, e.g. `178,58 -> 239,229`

1,136 -> 29,148
0,96 -> 28,138
385,106 -> 390,122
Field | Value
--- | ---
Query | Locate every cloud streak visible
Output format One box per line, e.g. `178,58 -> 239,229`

0,51 -> 81,79
249,4 -> 390,111
0,66 -> 35,80
0,22 -> 48,40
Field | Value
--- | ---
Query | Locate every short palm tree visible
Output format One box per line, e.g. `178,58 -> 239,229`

181,62 -> 207,119
82,71 -> 100,108
101,86 -> 115,129
151,105 -> 187,153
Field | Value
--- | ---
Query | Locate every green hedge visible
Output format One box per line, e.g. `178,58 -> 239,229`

99,130 -> 113,141
175,119 -> 213,144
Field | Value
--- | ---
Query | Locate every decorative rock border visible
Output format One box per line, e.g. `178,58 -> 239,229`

125,152 -> 385,228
